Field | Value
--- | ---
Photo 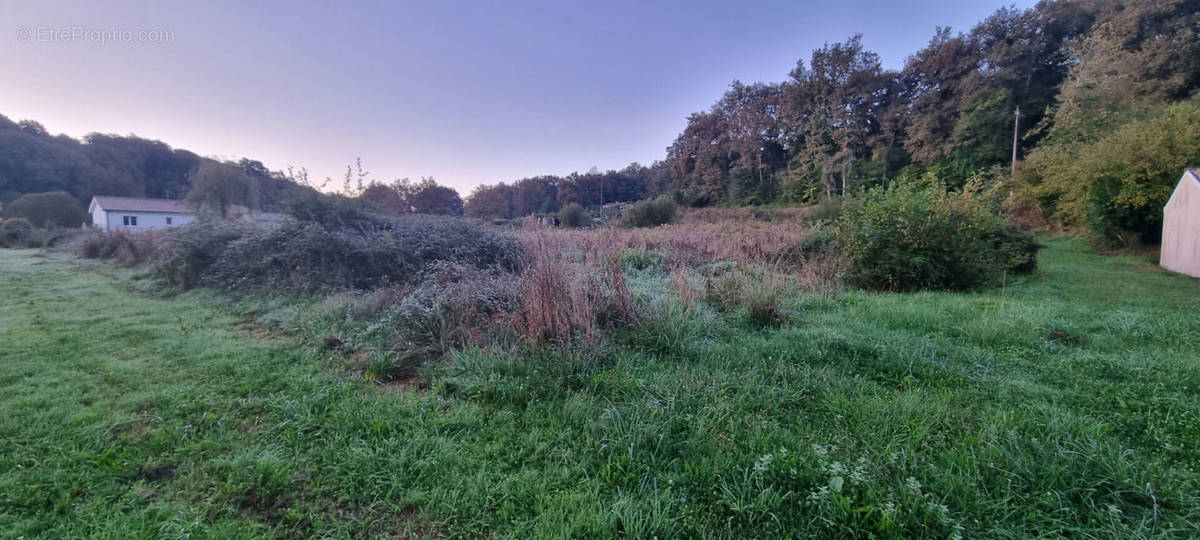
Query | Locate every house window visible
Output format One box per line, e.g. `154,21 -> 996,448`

166,217 -> 173,225
123,216 -> 138,227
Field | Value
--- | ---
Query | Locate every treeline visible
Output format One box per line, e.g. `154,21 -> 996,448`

663,0 -> 1198,208
461,162 -> 669,221
463,0 -> 1200,246
0,116 -> 471,221
0,116 -> 301,211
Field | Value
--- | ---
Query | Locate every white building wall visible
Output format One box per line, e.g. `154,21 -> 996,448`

1161,174 -> 1200,278
91,204 -> 107,229
100,210 -> 195,230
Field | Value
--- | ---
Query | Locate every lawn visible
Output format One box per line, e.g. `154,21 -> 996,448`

1,240 -> 1198,538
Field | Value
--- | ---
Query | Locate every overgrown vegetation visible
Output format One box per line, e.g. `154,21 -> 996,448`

556,202 -> 588,228
1023,101 -> 1200,247
116,215 -> 520,292
836,183 -> 1038,291
66,206 -> 844,380
71,228 -> 160,266
620,196 -> 678,228
0,191 -> 88,228
0,218 -> 35,248
0,217 -> 83,249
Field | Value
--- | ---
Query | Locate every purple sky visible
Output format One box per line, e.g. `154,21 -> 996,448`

2,0 -> 1034,194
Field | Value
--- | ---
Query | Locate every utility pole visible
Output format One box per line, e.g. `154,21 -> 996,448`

1011,105 -> 1020,176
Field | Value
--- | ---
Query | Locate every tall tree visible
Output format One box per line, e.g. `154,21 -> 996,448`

464,183 -> 513,219
716,82 -> 786,203
185,161 -> 258,218
408,178 -> 463,216
901,27 -> 983,163
1049,0 -> 1200,143
360,180 -> 411,215
665,110 -> 734,205
513,175 -> 559,215
784,36 -> 889,199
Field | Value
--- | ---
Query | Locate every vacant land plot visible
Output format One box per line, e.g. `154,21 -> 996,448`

1,241 -> 1198,537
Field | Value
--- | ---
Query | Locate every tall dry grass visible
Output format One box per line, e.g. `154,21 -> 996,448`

508,207 -> 845,340
511,219 -> 808,267
509,208 -> 842,285
514,235 -> 640,345
516,237 -> 598,344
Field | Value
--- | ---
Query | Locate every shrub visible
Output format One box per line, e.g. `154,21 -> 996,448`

0,191 -> 87,228
703,264 -> 788,328
836,183 -> 1038,292
620,248 -> 666,272
558,203 -> 588,228
516,241 -> 596,344
152,221 -> 252,288
984,225 -> 1040,275
621,196 -> 678,228
74,230 -> 109,258
284,190 -> 386,229
802,197 -> 845,225
161,215 -> 523,292
384,263 -> 520,361
782,225 -> 836,263
1028,102 -> 1200,245
111,232 -> 159,267
71,229 -> 160,266
0,218 -> 35,248
194,220 -> 347,290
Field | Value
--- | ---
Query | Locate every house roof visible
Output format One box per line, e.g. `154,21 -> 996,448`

91,196 -> 191,214
1166,169 -> 1200,210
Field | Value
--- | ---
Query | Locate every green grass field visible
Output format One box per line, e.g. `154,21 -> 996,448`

2,240 -> 1198,538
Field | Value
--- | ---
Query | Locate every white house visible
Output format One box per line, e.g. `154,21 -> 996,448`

88,196 -> 196,230
1161,168 -> 1200,278
88,196 -> 286,230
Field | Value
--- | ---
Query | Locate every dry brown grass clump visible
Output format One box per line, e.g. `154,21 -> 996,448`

508,208 -> 845,338
512,215 -> 810,268
509,207 -> 844,292
669,265 -> 699,307
514,237 -> 636,345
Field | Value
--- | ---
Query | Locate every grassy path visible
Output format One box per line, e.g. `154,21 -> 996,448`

1,242 -> 1199,537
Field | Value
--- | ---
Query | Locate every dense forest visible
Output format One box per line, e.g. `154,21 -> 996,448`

3,0 -> 1198,246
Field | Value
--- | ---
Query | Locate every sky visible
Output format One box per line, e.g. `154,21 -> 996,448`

1,0 -> 1035,194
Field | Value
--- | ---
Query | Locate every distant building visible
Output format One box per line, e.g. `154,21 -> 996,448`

88,196 -> 285,230
1161,169 -> 1200,278
88,196 -> 196,230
